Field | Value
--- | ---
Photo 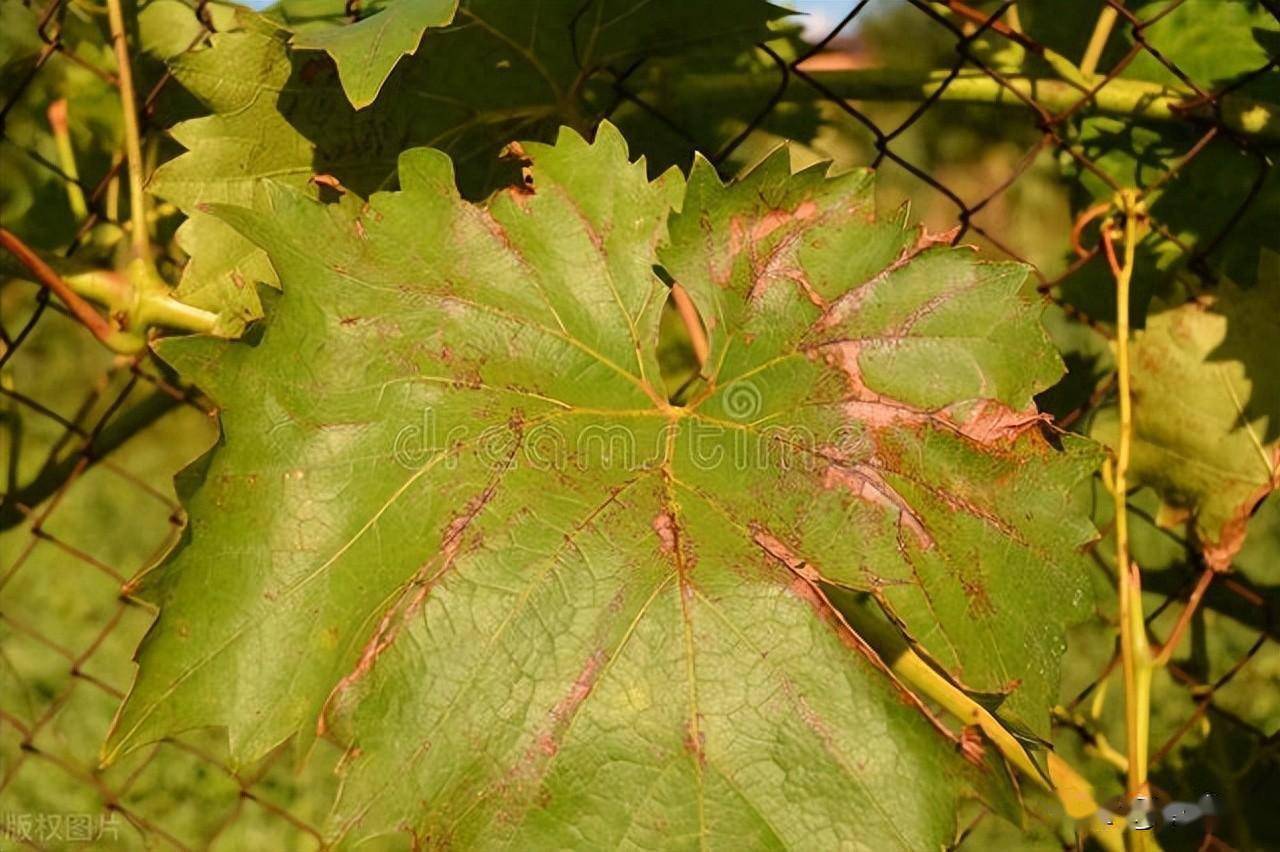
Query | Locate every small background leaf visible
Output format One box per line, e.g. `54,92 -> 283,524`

1091,258 -> 1280,568
290,0 -> 460,109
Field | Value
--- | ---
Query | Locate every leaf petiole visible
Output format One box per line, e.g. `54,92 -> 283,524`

891,647 -> 1125,852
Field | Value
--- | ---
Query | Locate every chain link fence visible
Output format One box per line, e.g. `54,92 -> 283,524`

1,0 -> 1277,848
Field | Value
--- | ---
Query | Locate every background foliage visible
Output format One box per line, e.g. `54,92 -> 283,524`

1,0 -> 1278,849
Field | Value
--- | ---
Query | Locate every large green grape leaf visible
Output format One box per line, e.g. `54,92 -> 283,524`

290,0 -> 460,109
153,0 -> 788,337
1092,258 -> 1280,570
109,126 -> 1098,845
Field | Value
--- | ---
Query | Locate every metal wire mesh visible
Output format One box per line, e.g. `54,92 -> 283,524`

1,0 -> 1276,848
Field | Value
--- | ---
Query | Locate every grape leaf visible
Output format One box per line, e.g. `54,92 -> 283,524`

663,150 -> 1100,740
154,0 -> 787,336
137,0 -> 238,61
290,0 -> 460,109
109,125 -> 1098,845
1118,0 -> 1280,94
1092,256 -> 1280,570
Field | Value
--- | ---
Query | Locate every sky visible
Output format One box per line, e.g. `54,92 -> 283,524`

784,1 -> 856,37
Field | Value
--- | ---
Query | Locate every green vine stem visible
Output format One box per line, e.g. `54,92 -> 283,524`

1101,189 -> 1161,852
1080,3 -> 1121,78
0,227 -> 136,350
104,0 -> 152,262
67,265 -> 218,337
4,0 -> 222,352
679,69 -> 1280,140
47,99 -> 88,220
0,227 -> 217,353
892,648 -> 1126,852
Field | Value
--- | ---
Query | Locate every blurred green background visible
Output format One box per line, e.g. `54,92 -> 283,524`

2,0 -> 1278,848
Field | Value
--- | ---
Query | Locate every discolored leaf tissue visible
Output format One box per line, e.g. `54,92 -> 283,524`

109,125 -> 1100,846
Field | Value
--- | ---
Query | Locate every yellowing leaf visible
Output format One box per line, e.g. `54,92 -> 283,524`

1094,262 -> 1280,570
110,125 -> 1098,846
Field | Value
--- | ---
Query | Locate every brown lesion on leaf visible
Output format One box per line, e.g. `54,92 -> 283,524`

912,224 -> 962,253
427,479 -> 503,597
683,716 -> 707,766
652,510 -> 677,554
748,523 -> 963,748
317,604 -> 400,738
471,647 -> 609,828
499,142 -> 536,208
821,465 -> 933,551
475,204 -> 528,262
746,201 -> 818,244
811,343 -> 922,430
772,553 -> 963,751
552,189 -> 608,255
711,197 -> 827,306
434,482 -> 654,827
652,471 -> 710,798
505,182 -> 536,209
1202,444 -> 1280,571
811,224 -> 950,336
751,525 -> 822,583
899,462 -> 1029,547
951,400 -> 1051,445
801,222 -> 1050,445
809,340 -> 1048,447
733,209 -> 829,311
654,469 -> 699,578
957,567 -> 996,619
318,429 -> 524,739
550,650 -> 605,729
957,725 -> 986,767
